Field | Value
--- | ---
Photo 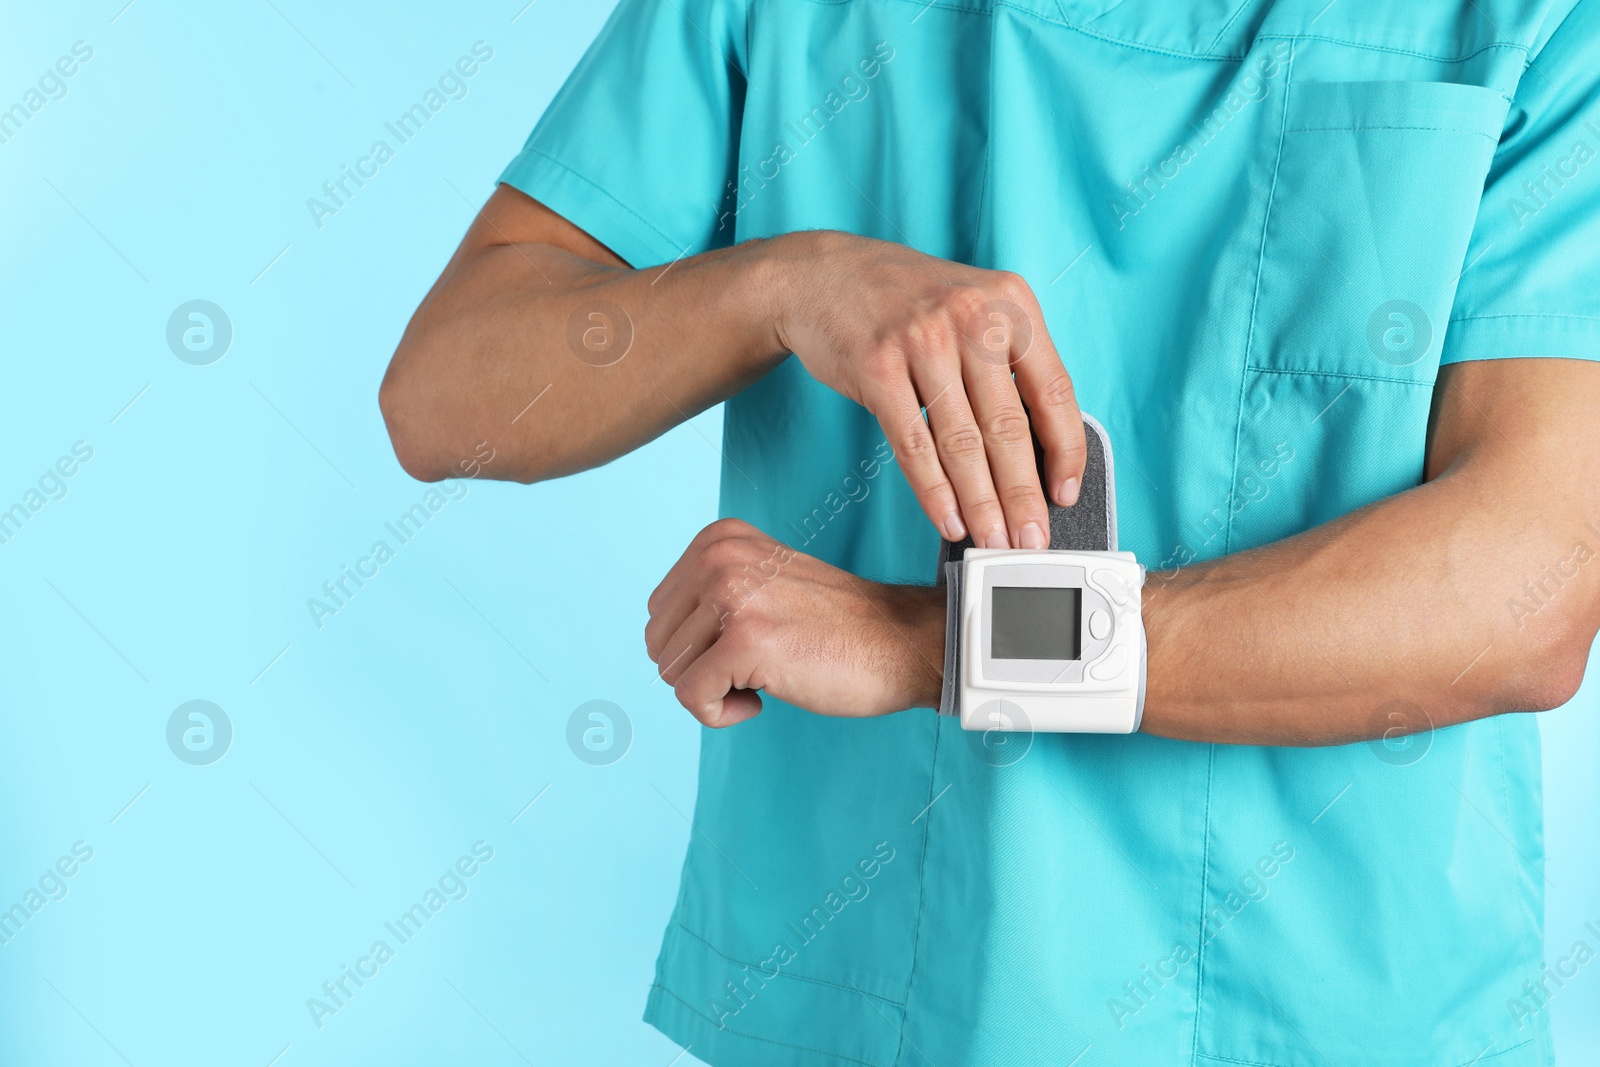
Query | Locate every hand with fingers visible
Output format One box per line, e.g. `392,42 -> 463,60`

644,519 -> 947,728
763,229 -> 1086,548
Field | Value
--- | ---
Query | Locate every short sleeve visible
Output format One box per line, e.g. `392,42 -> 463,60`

498,0 -> 749,268
1441,0 -> 1600,364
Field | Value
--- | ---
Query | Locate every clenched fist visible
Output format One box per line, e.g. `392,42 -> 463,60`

644,518 -> 947,727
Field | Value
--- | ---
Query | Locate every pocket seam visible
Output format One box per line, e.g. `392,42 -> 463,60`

1187,743 -> 1220,1066
1244,363 -> 1436,386
892,714 -> 944,1067
1284,123 -> 1499,141
1244,78 -> 1502,387
1226,40 -> 1294,556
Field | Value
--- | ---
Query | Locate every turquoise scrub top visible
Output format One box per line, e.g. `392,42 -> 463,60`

501,2 -> 1600,1064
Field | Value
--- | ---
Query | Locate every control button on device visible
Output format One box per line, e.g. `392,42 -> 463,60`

1088,609 -> 1111,641
1093,568 -> 1130,606
1089,643 -> 1129,681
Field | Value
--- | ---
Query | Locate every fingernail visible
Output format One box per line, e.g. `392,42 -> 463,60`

982,528 -> 1010,550
942,510 -> 967,542
1058,477 -> 1081,506
718,704 -> 759,727
1020,522 -> 1047,549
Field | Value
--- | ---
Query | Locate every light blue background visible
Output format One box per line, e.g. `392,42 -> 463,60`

0,2 -> 1594,1064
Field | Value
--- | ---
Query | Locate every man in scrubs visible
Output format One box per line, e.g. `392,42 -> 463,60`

380,0 -> 1600,1062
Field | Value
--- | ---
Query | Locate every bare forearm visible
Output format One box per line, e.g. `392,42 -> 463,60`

1135,361 -> 1600,745
1139,472 -> 1595,745
380,236 -> 785,483
387,189 -> 1092,550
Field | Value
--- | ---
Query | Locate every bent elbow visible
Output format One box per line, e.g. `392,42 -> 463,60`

1500,622 -> 1594,713
1523,646 -> 1589,712
378,359 -> 564,486
378,364 -> 447,483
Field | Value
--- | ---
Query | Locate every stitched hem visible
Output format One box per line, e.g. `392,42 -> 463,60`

1250,35 -> 1527,65
498,144 -> 687,268
1439,312 -> 1600,365
1448,312 -> 1600,324
1193,1035 -> 1537,1067
645,907 -> 908,1067
647,983 -> 894,1067
843,0 -> 1533,64
673,922 -> 907,1003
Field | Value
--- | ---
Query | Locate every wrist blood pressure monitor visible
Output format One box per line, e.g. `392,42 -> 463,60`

936,415 -> 1147,734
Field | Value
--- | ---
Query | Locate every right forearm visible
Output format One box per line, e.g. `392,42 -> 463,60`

385,197 -> 1088,551
379,235 -> 790,483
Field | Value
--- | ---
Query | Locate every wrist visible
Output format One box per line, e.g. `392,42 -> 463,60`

1136,561 -> 1208,731
878,582 -> 948,711
741,230 -> 826,358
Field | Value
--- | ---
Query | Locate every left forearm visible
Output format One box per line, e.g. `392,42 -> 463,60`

1137,470 -> 1596,745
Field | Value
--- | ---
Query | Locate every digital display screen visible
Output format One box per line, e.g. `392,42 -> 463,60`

990,586 -> 1082,661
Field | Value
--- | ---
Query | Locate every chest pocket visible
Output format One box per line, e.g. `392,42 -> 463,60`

1202,81 -> 1543,1067
1249,79 -> 1507,380
1226,79 -> 1509,555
